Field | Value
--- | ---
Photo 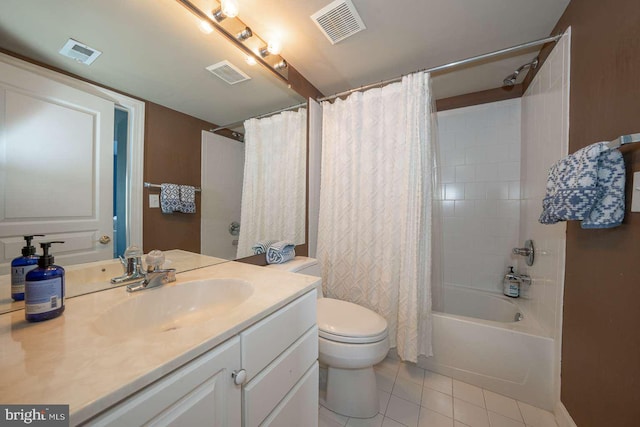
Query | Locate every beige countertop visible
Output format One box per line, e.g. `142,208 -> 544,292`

0,250 -> 228,314
0,260 -> 318,425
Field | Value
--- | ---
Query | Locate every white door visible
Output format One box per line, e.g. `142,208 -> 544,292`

201,131 -> 245,259
0,58 -> 114,271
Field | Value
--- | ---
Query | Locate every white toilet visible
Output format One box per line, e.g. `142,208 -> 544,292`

267,257 -> 389,418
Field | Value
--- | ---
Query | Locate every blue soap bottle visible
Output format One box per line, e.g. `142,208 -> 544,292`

11,235 -> 44,301
25,241 -> 65,322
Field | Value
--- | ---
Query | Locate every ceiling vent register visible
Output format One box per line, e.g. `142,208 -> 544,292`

58,39 -> 102,65
206,60 -> 251,85
311,0 -> 366,45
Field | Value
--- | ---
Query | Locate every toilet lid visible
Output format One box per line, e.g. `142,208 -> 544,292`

317,298 -> 388,344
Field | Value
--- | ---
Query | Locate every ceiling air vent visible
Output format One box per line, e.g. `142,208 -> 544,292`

206,60 -> 251,85
59,39 -> 102,65
311,0 -> 366,45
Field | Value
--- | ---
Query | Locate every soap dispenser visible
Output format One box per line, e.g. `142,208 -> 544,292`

11,235 -> 44,301
24,241 -> 65,322
503,266 -> 520,298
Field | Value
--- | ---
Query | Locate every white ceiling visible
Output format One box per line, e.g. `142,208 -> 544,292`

0,0 -> 569,126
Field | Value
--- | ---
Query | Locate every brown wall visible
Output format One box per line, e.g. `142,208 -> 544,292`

143,102 -> 215,253
534,1 -> 640,425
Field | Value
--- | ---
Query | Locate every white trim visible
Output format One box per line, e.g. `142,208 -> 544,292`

0,51 -> 145,249
100,90 -> 144,249
555,401 -> 578,427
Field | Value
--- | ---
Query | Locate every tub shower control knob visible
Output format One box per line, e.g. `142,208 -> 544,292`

512,239 -> 535,266
231,369 -> 247,385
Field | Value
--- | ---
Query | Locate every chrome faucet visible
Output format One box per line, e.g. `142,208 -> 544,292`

125,267 -> 176,292
111,246 -> 146,284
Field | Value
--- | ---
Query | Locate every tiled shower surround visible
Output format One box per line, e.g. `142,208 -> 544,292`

437,98 -> 522,295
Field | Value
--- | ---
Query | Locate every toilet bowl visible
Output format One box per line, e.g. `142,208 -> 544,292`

267,257 -> 389,419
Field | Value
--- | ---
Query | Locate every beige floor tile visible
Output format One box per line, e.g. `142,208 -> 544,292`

422,386 -> 453,418
453,380 -> 485,408
386,395 -> 421,427
483,390 -> 522,422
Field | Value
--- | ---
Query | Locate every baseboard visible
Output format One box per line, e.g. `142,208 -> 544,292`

555,401 -> 578,427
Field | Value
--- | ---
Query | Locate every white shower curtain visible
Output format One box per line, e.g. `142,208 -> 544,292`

236,109 -> 307,258
317,73 -> 435,362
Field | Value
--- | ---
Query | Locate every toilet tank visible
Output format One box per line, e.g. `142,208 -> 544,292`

265,257 -> 323,297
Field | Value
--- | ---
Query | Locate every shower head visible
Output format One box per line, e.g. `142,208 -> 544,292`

503,72 -> 519,87
502,57 -> 539,87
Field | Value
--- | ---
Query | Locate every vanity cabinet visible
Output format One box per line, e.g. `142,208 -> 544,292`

84,337 -> 242,427
82,290 -> 318,427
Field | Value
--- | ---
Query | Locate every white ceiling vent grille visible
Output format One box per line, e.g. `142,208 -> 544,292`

58,39 -> 102,65
311,0 -> 366,45
206,60 -> 251,85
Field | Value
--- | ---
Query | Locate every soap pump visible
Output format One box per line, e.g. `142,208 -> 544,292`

503,266 -> 520,298
25,241 -> 65,322
10,235 -> 44,301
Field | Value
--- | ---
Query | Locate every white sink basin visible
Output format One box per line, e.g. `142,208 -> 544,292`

93,279 -> 254,337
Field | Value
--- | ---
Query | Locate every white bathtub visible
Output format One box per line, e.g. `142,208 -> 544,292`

419,285 -> 555,410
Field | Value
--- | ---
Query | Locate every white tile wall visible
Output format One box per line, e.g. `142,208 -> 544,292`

437,99 -> 522,293
520,30 -> 570,403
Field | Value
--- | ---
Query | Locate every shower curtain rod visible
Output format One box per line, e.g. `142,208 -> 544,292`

211,102 -> 307,133
318,34 -> 563,103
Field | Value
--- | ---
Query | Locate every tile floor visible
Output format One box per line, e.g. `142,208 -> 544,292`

319,357 -> 558,427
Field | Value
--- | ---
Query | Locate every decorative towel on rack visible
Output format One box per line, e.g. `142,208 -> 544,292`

266,241 -> 296,264
179,185 -> 196,214
539,142 -> 625,228
160,183 -> 181,214
252,239 -> 278,255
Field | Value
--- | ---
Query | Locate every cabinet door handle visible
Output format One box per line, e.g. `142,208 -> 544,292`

231,369 -> 247,385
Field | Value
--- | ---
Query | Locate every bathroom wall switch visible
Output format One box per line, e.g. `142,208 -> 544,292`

632,172 -> 640,212
149,194 -> 160,208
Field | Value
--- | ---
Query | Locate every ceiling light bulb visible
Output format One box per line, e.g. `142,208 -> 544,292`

267,39 -> 282,55
199,20 -> 214,34
245,55 -> 257,66
221,0 -> 239,18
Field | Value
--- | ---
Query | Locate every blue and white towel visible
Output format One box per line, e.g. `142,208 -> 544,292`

252,239 -> 278,255
266,241 -> 296,264
540,142 -> 625,228
160,183 -> 181,214
179,185 -> 196,214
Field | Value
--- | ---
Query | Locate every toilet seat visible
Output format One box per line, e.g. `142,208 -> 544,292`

317,298 -> 388,344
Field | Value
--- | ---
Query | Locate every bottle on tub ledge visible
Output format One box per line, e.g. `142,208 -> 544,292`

10,234 -> 44,301
25,241 -> 65,322
503,266 -> 520,298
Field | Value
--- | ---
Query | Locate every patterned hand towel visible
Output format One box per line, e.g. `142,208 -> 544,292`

252,239 -> 278,255
160,183 -> 180,214
179,185 -> 196,214
266,241 -> 296,264
581,148 -> 625,228
539,142 -> 625,228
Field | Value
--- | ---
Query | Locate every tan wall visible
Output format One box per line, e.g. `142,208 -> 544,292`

142,102 -> 214,253
532,1 -> 640,425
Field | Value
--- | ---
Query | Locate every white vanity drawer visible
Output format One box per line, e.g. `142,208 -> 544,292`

261,362 -> 319,427
241,289 -> 316,381
243,326 -> 318,427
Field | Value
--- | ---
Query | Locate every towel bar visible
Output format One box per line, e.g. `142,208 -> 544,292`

144,182 -> 201,192
606,132 -> 640,149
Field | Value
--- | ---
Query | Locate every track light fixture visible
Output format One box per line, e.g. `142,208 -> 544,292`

176,0 -> 289,83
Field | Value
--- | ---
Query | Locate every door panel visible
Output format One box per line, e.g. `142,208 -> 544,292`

0,59 -> 114,271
